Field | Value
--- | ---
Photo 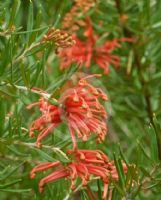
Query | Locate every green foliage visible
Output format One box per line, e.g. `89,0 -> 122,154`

0,0 -> 161,199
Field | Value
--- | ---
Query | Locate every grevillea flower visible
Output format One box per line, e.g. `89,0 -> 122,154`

30,149 -> 127,200
62,0 -> 96,32
27,75 -> 107,149
59,18 -> 134,74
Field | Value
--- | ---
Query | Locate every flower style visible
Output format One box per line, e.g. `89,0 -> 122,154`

27,75 -> 107,149
30,149 -> 127,200
59,18 -> 133,74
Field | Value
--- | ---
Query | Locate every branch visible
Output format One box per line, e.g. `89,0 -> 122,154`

0,138 -> 69,162
0,82 -> 59,103
14,84 -> 51,99
13,141 -> 70,161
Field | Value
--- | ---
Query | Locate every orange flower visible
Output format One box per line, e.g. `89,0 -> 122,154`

30,149 -> 127,200
27,75 -> 107,149
59,18 -> 133,74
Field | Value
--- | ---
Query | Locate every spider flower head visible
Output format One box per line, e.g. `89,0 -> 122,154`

27,75 -> 108,149
59,18 -> 134,74
30,149 -> 127,200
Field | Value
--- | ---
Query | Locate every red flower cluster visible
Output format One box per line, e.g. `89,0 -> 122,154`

26,5 -> 131,199
30,149 -> 127,200
27,75 -> 107,149
59,18 -> 133,74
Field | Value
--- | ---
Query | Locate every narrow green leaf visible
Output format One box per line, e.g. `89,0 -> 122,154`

97,179 -> 102,200
35,148 -> 55,162
31,61 -> 41,86
0,166 -> 11,177
7,145 -> 29,157
28,10 -> 42,46
9,0 -> 21,27
112,181 -> 124,196
0,188 -> 31,193
111,188 -> 121,200
0,88 -> 17,98
147,125 -> 159,162
113,153 -> 125,191
139,166 -> 151,178
143,182 -> 160,190
119,145 -> 128,165
81,189 -> 90,200
0,179 -> 22,189
0,162 -> 25,181
0,98 -> 6,135
20,64 -> 30,88
152,115 -> 161,159
137,140 -> 152,161
26,1 -> 33,45
125,164 -> 138,192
